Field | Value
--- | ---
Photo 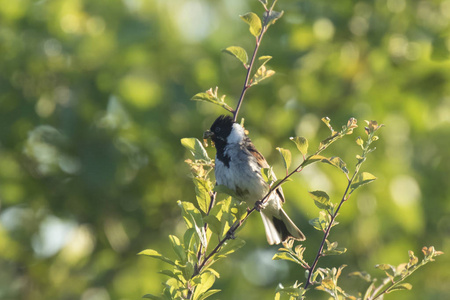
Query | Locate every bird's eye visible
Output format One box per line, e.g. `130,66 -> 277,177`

215,127 -> 221,133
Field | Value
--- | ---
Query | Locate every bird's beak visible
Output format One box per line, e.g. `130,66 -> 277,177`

203,130 -> 214,147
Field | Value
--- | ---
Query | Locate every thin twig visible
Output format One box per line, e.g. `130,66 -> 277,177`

233,8 -> 272,122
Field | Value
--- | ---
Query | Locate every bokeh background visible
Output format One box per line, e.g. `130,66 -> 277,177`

1,0 -> 449,299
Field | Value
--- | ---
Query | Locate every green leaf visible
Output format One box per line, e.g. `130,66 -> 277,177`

273,252 -> 303,265
240,12 -> 262,37
192,272 -> 216,300
322,156 -> 349,175
290,136 -> 308,156
265,10 -> 284,25
181,138 -> 211,162
158,269 -> 183,282
309,211 -> 328,232
213,185 -> 239,198
309,190 -> 332,211
302,154 -> 327,167
191,92 -> 219,105
258,55 -> 272,65
203,214 -> 221,236
251,64 -> 275,86
261,167 -> 274,184
196,289 -> 221,300
387,283 -> 413,293
271,177 -> 292,189
276,147 -> 292,171
193,178 -> 211,214
184,228 -> 199,254
138,249 -> 175,265
222,46 -> 248,66
217,238 -> 245,257
169,235 -> 186,263
178,201 -> 203,229
375,264 -> 396,280
351,172 -> 377,192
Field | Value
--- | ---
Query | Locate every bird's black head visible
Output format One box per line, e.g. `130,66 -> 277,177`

208,115 -> 234,144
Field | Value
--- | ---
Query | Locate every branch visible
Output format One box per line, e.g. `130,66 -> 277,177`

233,6 -> 272,122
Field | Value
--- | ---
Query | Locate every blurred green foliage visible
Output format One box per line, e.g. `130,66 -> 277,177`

0,0 -> 449,299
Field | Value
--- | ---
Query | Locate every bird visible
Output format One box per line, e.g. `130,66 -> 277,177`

203,115 -> 305,245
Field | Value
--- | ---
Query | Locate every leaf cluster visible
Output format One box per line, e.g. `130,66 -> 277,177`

139,139 -> 247,300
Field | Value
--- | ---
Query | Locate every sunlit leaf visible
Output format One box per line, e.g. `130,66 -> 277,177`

302,154 -> 327,167
196,289 -> 221,300
240,12 -> 262,37
322,156 -> 349,175
217,238 -> 245,257
192,272 -> 216,300
181,138 -> 211,162
290,136 -> 308,156
213,185 -> 239,198
386,283 -> 413,293
276,147 -> 292,171
138,249 -> 175,265
193,178 -> 211,214
191,92 -> 218,105
273,252 -> 302,265
251,64 -> 275,86
309,190 -> 332,211
351,172 -> 377,192
169,235 -> 186,263
265,10 -> 284,25
222,46 -> 249,66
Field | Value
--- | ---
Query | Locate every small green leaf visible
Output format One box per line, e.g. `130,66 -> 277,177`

387,283 -> 413,293
273,252 -> 301,264
213,185 -> 239,198
193,178 -> 212,214
265,10 -> 284,25
309,212 -> 328,232
192,272 -> 216,300
138,249 -> 175,265
181,138 -> 211,162
290,136 -> 308,156
375,264 -> 396,280
196,289 -> 221,300
271,177 -> 292,189
356,136 -> 364,147
261,167 -> 274,184
258,55 -> 272,64
351,172 -> 377,192
309,190 -> 332,211
222,46 -> 248,66
191,92 -> 219,105
217,238 -> 245,257
302,154 -> 327,167
178,201 -> 203,229
169,235 -> 186,263
276,147 -> 292,171
240,12 -> 262,37
251,64 -> 275,86
322,156 -> 349,175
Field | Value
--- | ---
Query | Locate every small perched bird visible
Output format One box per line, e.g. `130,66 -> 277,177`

203,115 -> 305,245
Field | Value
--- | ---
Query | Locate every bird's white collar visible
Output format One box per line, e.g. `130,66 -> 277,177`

227,123 -> 245,144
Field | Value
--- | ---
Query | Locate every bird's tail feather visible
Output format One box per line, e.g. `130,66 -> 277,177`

260,209 -> 305,245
